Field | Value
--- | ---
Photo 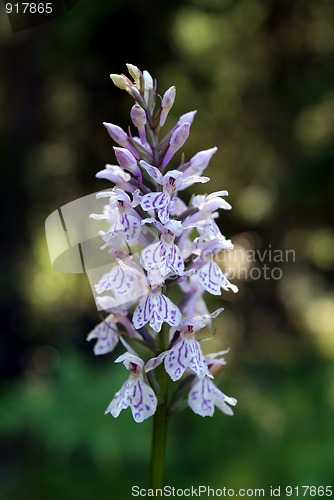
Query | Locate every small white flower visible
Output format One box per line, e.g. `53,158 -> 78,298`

133,287 -> 182,333
87,312 -> 142,354
139,163 -> 209,224
105,352 -> 157,423
140,219 -> 184,277
95,258 -> 148,300
145,320 -> 213,381
87,314 -> 120,355
93,188 -> 141,247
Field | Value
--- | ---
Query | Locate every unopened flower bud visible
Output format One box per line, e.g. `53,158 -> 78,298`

143,70 -> 154,104
176,110 -> 197,127
143,70 -> 153,92
126,63 -> 141,88
160,86 -> 176,126
114,147 -> 142,182
103,122 -> 140,159
103,122 -> 128,144
111,71 -> 141,101
162,122 -> 190,168
110,74 -> 128,90
114,147 -> 137,170
170,123 -> 190,149
130,105 -> 147,129
190,147 -> 217,170
183,147 -> 217,176
131,105 -> 147,145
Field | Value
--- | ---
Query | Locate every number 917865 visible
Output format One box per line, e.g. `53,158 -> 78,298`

5,3 -> 53,14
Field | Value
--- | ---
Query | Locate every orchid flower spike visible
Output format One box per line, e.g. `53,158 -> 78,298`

86,64 -> 238,424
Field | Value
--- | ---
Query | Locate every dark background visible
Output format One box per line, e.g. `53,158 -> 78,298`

1,0 -> 334,498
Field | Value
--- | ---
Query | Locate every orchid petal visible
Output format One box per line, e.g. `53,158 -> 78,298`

141,217 -> 164,232
167,243 -> 185,276
199,261 -> 238,295
198,261 -> 224,295
179,175 -> 210,191
140,241 -> 166,271
87,315 -> 119,355
188,378 -> 215,416
132,295 -> 152,331
188,378 -> 237,417
140,161 -> 163,184
164,336 -> 211,381
105,375 -> 157,423
114,213 -> 141,243
150,292 -> 182,332
130,378 -> 157,422
145,352 -> 168,372
140,192 -> 169,212
133,291 -> 181,332
96,164 -> 131,184
157,204 -> 170,224
114,351 -> 143,368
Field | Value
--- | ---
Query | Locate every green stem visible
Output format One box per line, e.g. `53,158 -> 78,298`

149,328 -> 169,488
147,98 -> 169,488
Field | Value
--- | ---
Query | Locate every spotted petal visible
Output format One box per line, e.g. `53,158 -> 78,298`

188,378 -> 237,417
95,271 -> 116,294
157,204 -> 170,224
87,316 -> 119,355
140,192 -> 169,212
166,243 -> 184,276
141,241 -> 184,277
96,164 -> 131,184
105,375 -> 157,422
96,266 -> 136,297
114,213 -> 141,242
132,295 -> 152,331
198,261 -> 223,295
133,292 -> 181,332
140,241 -> 166,272
164,337 -> 211,381
188,377 -> 216,416
150,292 -> 182,332
187,339 -> 213,378
105,379 -> 131,418
139,161 -> 163,184
199,261 -> 238,295
129,377 -> 157,422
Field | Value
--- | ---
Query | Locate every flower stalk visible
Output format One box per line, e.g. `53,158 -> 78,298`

149,362 -> 169,488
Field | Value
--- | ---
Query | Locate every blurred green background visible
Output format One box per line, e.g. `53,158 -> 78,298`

1,0 -> 334,498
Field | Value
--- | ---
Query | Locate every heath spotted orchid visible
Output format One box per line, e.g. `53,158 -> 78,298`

88,65 -> 238,439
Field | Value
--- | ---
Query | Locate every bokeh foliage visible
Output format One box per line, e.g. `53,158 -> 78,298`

0,0 -> 334,498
